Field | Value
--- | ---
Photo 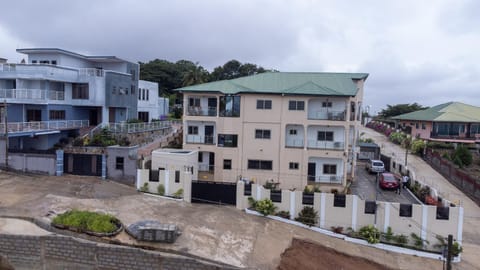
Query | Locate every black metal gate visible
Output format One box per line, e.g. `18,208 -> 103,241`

191,180 -> 237,205
64,154 -> 102,176
380,154 -> 391,172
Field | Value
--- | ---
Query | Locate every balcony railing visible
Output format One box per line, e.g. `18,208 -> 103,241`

186,135 -> 216,145
285,138 -> 304,148
0,89 -> 65,101
187,106 -> 217,116
309,109 -> 346,121
0,120 -> 89,134
199,164 -> 214,172
307,140 -> 344,150
308,175 -> 343,184
105,120 -> 176,134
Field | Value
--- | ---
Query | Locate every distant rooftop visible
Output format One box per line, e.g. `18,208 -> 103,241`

16,48 -> 132,64
392,102 -> 480,122
175,72 -> 368,96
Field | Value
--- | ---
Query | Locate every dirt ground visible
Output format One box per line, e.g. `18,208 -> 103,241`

278,239 -> 393,270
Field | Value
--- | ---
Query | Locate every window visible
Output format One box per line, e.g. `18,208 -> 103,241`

248,160 -> 273,170
289,129 -> 297,135
256,99 -> 272,109
288,100 -> 305,111
289,162 -> 299,170
40,60 -> 50,64
333,194 -> 346,207
217,134 -> 238,147
138,88 -> 142,100
146,89 -> 149,100
220,95 -> 241,117
189,97 -> 200,107
323,164 -> 337,175
317,131 -> 334,141
415,122 -> 419,129
188,126 -> 199,135
51,60 -> 57,65
223,159 -> 232,170
436,206 -> 449,220
138,111 -> 149,122
198,152 -> 203,162
399,204 -> 413,217
72,83 -> 89,99
322,101 -> 332,108
149,169 -> 159,182
255,129 -> 271,139
175,170 -> 180,183
49,110 -> 65,120
31,60 -> 37,64
115,157 -> 124,170
365,201 -> 376,214
422,123 -> 426,130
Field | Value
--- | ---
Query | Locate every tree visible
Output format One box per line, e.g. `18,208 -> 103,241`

209,60 -> 268,81
451,144 -> 473,168
182,62 -> 208,86
379,103 -> 429,118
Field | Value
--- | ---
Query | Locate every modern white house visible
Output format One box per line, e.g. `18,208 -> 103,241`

138,80 -> 169,122
176,72 -> 368,191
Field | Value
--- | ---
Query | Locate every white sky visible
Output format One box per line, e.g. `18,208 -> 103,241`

1,0 -> 479,114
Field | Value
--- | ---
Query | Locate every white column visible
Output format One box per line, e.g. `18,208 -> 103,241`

384,203 -> 390,232
320,193 -> 326,228
351,195 -> 358,231
289,191 -> 296,220
164,170 -> 170,196
457,207 -> 464,245
256,184 -> 261,200
102,107 -> 109,124
421,205 -> 428,241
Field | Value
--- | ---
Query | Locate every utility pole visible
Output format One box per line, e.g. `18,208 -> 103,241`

446,234 -> 453,270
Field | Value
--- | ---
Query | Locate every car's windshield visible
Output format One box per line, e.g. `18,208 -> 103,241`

383,174 -> 396,182
373,162 -> 383,167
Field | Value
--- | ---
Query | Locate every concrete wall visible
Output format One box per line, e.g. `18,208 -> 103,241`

106,145 -> 139,185
0,233 -> 235,270
236,182 -> 463,249
7,152 -> 56,175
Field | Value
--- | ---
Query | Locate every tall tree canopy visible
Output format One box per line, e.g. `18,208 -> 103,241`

379,103 -> 429,118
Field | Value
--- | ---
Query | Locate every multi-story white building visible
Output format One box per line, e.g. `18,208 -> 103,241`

138,80 -> 169,122
176,72 -> 368,190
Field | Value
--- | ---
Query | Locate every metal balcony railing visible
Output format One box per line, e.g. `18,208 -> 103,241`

308,109 -> 346,121
186,135 -> 216,145
307,140 -> 344,150
308,175 -> 343,184
105,120 -> 177,134
0,89 -> 65,100
0,120 -> 89,134
187,106 -> 217,116
285,138 -> 304,148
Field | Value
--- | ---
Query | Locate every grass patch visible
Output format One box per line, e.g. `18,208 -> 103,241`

52,210 -> 120,233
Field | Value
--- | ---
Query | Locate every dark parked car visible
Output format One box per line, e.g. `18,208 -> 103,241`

379,173 -> 399,190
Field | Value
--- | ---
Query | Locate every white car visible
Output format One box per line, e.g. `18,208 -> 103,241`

366,159 -> 385,174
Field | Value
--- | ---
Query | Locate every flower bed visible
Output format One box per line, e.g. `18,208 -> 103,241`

52,210 -> 123,237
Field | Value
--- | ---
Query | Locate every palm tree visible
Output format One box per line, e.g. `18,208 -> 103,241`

182,62 -> 208,86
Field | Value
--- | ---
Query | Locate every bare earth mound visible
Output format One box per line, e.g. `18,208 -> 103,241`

278,238 -> 394,270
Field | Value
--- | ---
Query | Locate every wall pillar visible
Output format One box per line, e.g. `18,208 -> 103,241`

236,181 -> 245,210
55,149 -> 64,176
183,173 -> 191,203
101,154 -> 106,180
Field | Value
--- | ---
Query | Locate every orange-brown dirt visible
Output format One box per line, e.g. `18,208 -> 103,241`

278,238 -> 394,270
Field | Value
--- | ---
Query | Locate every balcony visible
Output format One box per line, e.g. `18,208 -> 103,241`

0,89 -> 65,101
285,138 -> 304,148
307,140 -> 344,150
308,175 -> 343,184
308,109 -> 346,121
186,135 -> 216,145
0,120 -> 89,134
186,106 -> 217,116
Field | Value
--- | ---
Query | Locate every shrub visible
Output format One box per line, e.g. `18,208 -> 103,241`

411,139 -> 426,154
384,226 -> 394,241
393,234 -> 409,245
295,206 -> 318,226
127,118 -> 144,123
117,136 -> 131,146
303,185 -> 313,194
140,182 -> 149,192
451,145 -> 473,168
389,132 -> 406,145
72,137 -> 84,147
276,211 -> 290,219
52,210 -> 119,233
442,152 -> 451,160
411,233 -> 429,249
157,184 -> 165,195
359,225 -> 380,244
248,197 -> 257,208
255,199 -> 276,216
173,188 -> 184,198
452,242 -> 463,257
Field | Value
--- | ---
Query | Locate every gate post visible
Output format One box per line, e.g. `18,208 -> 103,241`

236,181 -> 245,209
101,154 -> 107,180
55,149 -> 64,176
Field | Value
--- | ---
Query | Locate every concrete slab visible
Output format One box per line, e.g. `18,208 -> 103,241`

0,218 -> 51,236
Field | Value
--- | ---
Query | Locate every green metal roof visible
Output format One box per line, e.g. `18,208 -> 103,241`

175,72 -> 369,96
392,102 -> 480,122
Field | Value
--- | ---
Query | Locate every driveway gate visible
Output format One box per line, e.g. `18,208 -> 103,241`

191,180 -> 237,205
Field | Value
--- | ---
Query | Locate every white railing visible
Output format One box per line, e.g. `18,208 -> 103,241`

105,120 -> 176,134
79,68 -> 104,77
308,109 -> 346,121
0,89 -> 65,100
309,175 -> 343,184
186,135 -> 216,145
285,138 -> 304,148
307,140 -> 345,150
0,120 -> 89,133
186,106 -> 217,116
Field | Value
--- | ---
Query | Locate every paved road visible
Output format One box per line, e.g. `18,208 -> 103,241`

361,126 -> 480,270
352,163 -> 418,204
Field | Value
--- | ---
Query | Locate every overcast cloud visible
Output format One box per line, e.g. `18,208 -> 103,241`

1,0 -> 479,113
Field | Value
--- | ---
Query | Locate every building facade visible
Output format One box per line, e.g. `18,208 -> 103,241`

0,48 -> 150,150
176,72 -> 368,190
138,80 -> 169,122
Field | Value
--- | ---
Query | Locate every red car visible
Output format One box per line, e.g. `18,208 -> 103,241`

379,173 -> 400,190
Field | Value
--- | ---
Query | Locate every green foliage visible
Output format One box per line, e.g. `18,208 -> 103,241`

140,182 -> 149,192
173,188 -> 184,198
157,184 -> 165,195
359,225 -> 380,244
434,235 -> 463,257
389,132 -> 406,144
384,226 -> 394,241
52,210 -> 119,233
393,234 -> 409,245
126,118 -> 144,123
275,211 -> 290,219
263,179 -> 280,190
295,206 -> 318,226
379,103 -> 429,118
411,233 -> 429,248
442,152 -> 451,160
451,145 -> 473,168
411,139 -> 426,154
248,197 -> 257,208
303,185 -> 313,194
255,199 -> 276,216
89,128 -> 117,147
452,242 -> 463,257
358,137 -> 374,143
